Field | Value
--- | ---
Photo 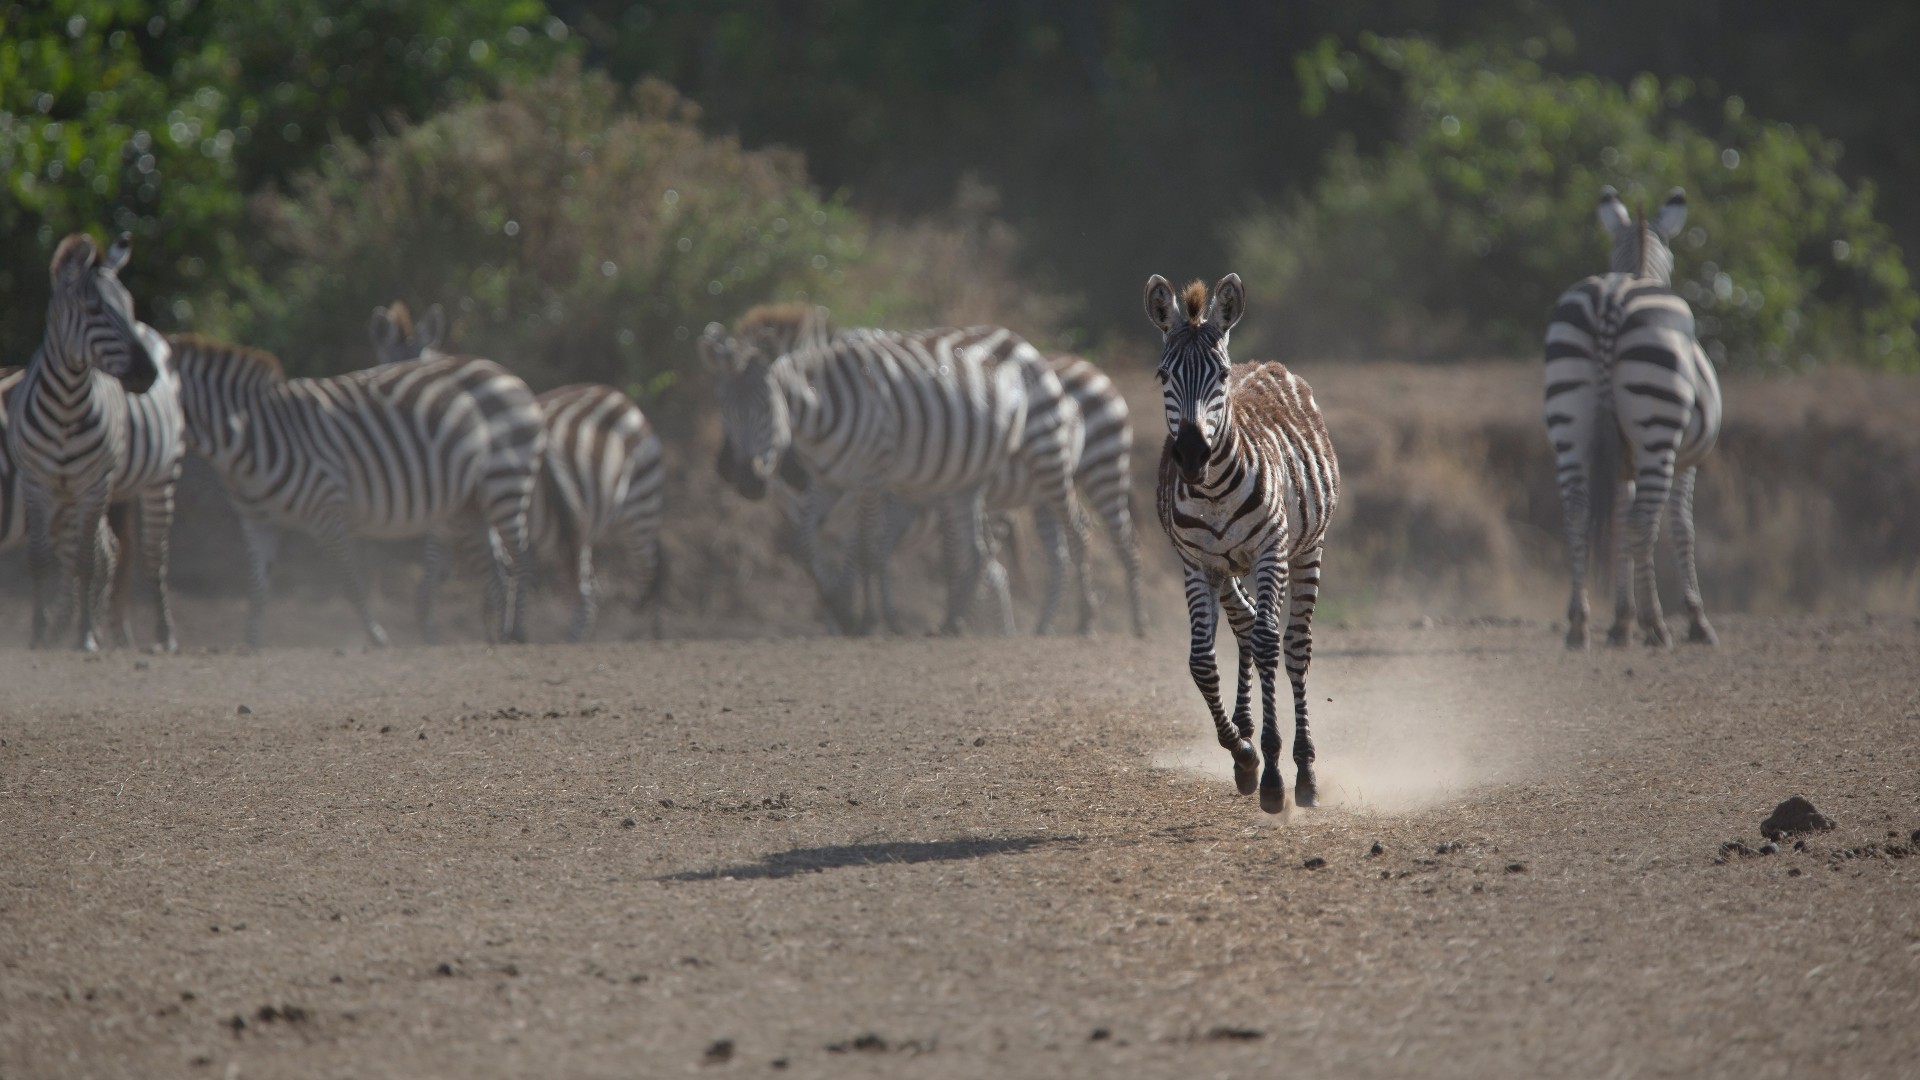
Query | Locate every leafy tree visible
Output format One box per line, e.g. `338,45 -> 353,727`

1230,36 -> 1917,370
0,0 -> 566,362
239,67 -> 866,408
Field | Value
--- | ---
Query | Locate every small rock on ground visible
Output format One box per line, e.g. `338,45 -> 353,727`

1761,795 -> 1835,840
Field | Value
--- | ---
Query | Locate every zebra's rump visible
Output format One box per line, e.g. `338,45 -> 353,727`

530,383 -> 663,555
1157,361 -> 1338,575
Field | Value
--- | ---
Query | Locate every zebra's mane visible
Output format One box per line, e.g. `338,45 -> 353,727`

384,300 -> 418,341
168,334 -> 287,382
1181,280 -> 1209,326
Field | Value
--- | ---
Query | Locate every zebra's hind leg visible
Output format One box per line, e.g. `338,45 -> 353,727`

25,486 -> 61,649
416,536 -> 453,644
1217,577 -> 1260,796
1250,551 -> 1292,814
67,491 -> 111,653
563,539 -> 596,643
1283,544 -> 1325,807
139,479 -> 179,653
1558,473 -> 1592,650
937,491 -> 990,636
1605,478 -> 1636,647
1626,466 -> 1675,648
1183,565 -> 1258,794
1670,466 -> 1717,644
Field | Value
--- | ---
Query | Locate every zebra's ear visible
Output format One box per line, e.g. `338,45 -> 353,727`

369,307 -> 401,354
698,322 -> 740,375
1143,275 -> 1178,335
105,233 -> 132,274
1596,186 -> 1632,235
416,304 -> 447,351
1653,188 -> 1688,240
1208,274 -> 1245,335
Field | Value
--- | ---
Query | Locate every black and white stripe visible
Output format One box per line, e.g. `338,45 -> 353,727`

1147,274 -> 1340,814
1544,187 -> 1721,649
6,234 -> 183,652
703,306 -> 1089,636
171,335 -> 545,646
370,303 -> 666,642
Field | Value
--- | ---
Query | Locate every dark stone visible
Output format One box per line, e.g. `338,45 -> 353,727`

704,1040 -> 734,1064
621,818 -> 637,828
1302,856 -> 1327,870
973,736 -> 987,747
1505,862 -> 1527,873
1757,842 -> 1779,855
1090,1028 -> 1111,1041
1367,841 -> 1384,857
434,962 -> 454,977
236,705 -> 252,715
1761,796 -> 1835,840
1205,1027 -> 1265,1041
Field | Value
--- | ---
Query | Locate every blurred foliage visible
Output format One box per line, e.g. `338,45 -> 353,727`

0,0 -> 566,362
1230,37 -> 1918,370
241,67 -> 860,403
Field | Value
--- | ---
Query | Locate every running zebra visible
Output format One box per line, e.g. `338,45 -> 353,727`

370,302 -> 666,642
170,334 -> 544,647
1146,274 -> 1339,814
6,234 -> 184,653
1544,187 -> 1721,649
702,305 -> 1090,636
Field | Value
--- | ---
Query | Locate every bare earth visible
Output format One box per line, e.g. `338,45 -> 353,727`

2,614 -> 1918,1079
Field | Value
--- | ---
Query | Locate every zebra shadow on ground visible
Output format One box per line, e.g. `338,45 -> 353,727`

657,835 -> 1079,882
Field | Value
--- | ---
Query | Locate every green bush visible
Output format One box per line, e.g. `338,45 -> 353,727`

0,0 -> 565,365
1231,35 -> 1919,371
238,65 -> 867,403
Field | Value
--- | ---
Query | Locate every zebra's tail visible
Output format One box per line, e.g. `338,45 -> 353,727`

1587,381 -> 1621,593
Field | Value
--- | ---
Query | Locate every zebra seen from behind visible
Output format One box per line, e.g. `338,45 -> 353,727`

702,305 -> 1091,636
6,234 -> 184,652
371,302 -> 667,642
1544,186 -> 1721,649
170,334 -> 544,647
1147,274 -> 1340,814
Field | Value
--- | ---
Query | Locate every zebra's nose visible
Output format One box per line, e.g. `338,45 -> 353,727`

1172,420 -> 1209,480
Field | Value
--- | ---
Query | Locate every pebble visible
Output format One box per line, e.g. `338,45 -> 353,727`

1367,841 -> 1384,857
236,704 -> 253,715
1302,856 -> 1327,870
703,1039 -> 734,1064
621,817 -> 637,828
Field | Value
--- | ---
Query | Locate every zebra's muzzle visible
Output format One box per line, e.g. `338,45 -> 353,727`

1172,421 -> 1209,481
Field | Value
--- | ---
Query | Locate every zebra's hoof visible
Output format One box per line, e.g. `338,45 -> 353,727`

1605,624 -> 1632,647
1642,625 -> 1674,649
1230,740 -> 1260,795
78,632 -> 101,653
1687,621 -> 1718,645
1259,786 -> 1289,815
1294,777 -> 1318,808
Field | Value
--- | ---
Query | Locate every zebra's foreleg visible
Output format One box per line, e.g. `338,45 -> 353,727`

313,514 -> 387,648
1669,466 -> 1716,644
1217,577 -> 1259,782
1284,544 -> 1325,807
871,495 -> 917,635
1606,478 -> 1637,647
238,518 -> 279,647
1031,502 -> 1067,635
982,516 -> 1017,636
1184,565 -> 1258,795
1250,550 -> 1291,814
104,502 -> 135,649
938,490 -> 990,636
24,485 -> 61,649
67,489 -> 111,653
139,479 -> 179,653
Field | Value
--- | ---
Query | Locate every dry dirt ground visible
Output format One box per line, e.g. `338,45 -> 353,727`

2,612 -> 1918,1079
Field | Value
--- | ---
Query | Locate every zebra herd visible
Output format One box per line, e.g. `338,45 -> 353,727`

6,185 -> 1722,812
